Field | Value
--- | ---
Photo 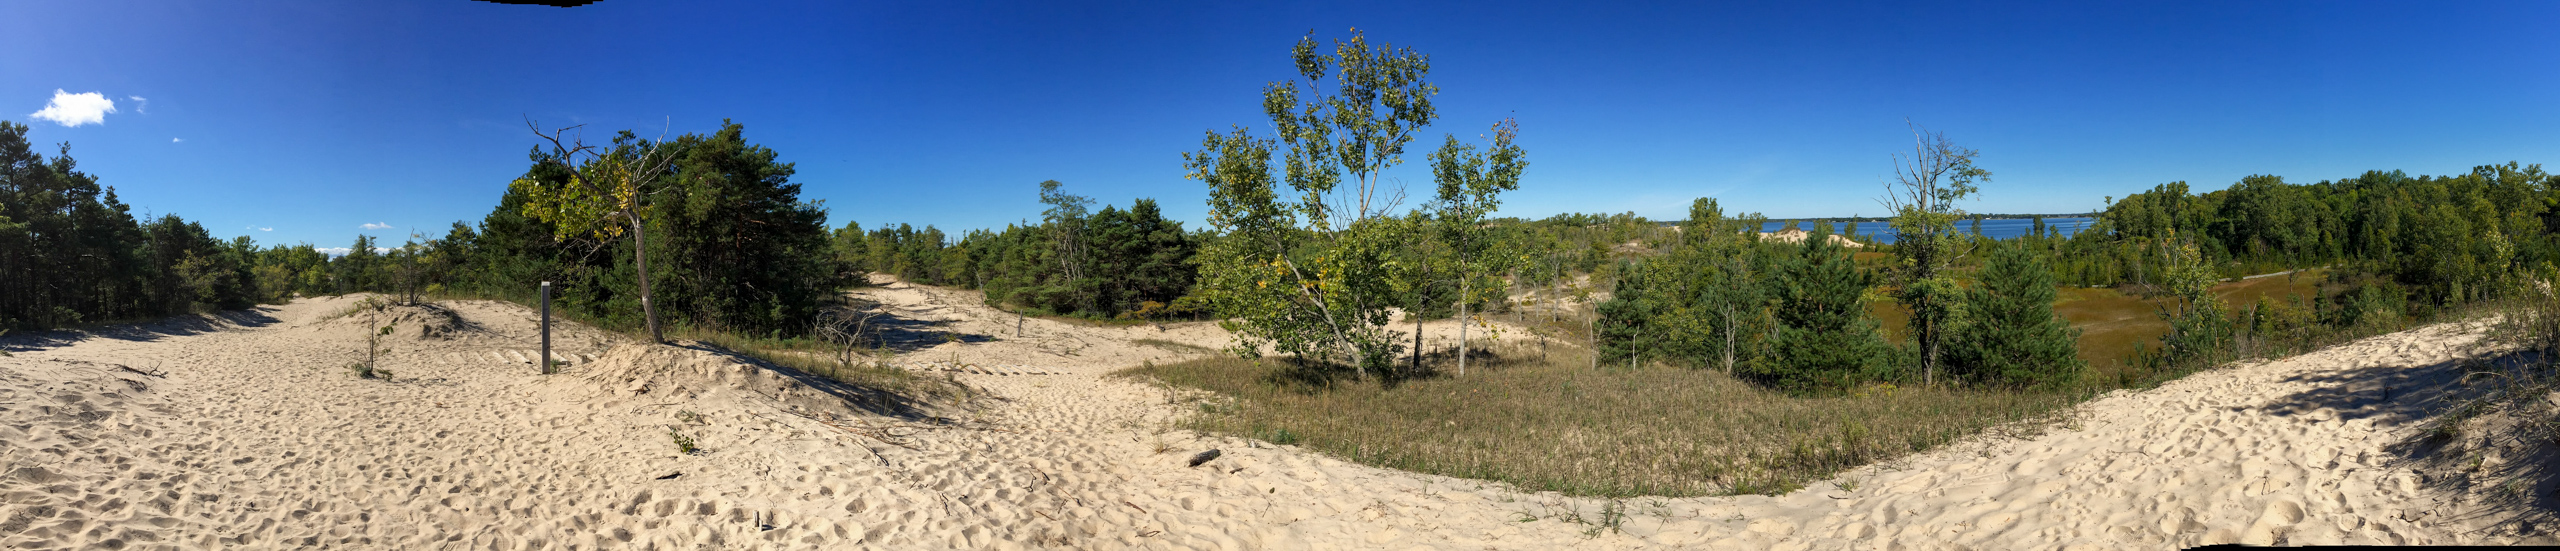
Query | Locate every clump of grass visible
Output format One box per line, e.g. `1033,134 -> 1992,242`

670,427 -> 699,455
1134,338 -> 1218,356
1120,342 -> 2084,497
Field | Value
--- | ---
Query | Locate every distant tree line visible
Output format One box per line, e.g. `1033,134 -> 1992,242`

0,121 -> 262,328
2053,164 -> 2559,306
829,181 -> 1201,320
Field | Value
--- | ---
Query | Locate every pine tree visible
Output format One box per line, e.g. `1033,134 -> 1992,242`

1595,259 -> 1660,367
1753,223 -> 1892,392
1944,243 -> 2084,388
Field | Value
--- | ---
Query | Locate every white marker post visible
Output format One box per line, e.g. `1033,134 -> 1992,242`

540,281 -> 553,375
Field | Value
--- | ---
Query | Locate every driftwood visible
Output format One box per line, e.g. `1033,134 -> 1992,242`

780,409 -> 921,451
1186,449 -> 1222,468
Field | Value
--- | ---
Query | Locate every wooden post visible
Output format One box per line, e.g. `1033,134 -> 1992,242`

540,281 -> 553,375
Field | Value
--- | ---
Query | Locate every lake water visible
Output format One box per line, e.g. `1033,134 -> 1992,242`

1754,217 -> 2093,243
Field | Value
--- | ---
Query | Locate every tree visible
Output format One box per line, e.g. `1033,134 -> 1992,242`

830,220 -> 869,277
1425,118 -> 1528,376
2155,229 -> 2230,367
1679,198 -> 1770,375
1595,259 -> 1661,369
1751,223 -> 1892,392
1187,29 -> 1445,377
1038,180 -> 1095,312
509,120 -> 680,343
1879,122 -> 1990,386
1944,244 -> 2084,388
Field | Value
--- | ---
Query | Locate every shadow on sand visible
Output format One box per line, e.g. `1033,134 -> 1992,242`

2269,346 -> 2560,540
861,314 -> 996,353
1,307 -> 283,354
672,340 -> 954,423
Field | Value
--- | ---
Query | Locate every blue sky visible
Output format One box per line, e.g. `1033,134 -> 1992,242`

8,1 -> 2558,250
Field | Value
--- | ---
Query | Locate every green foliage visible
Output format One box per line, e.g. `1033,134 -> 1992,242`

2058,164 -> 2556,303
1879,124 -> 1990,386
1188,29 -> 1463,377
669,427 -> 698,455
349,317 -> 394,380
1750,223 -> 1894,392
1594,260 -> 1662,366
509,122 -> 681,341
455,121 -> 840,338
2153,232 -> 2232,368
0,121 -> 260,329
846,181 -> 1201,321
1944,244 -> 2084,388
1591,198 -> 1779,375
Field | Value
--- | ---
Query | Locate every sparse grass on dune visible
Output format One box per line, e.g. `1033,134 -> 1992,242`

1120,344 -> 2088,498
363,289 -> 974,404
1131,338 -> 1218,356
675,327 -> 975,403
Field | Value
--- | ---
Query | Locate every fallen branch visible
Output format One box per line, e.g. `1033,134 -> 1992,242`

780,409 -> 922,450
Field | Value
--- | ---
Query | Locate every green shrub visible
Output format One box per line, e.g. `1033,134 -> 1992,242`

1750,223 -> 1894,392
1945,245 -> 2084,388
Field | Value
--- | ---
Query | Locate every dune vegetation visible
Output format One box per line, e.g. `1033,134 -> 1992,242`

7,26 -> 2559,508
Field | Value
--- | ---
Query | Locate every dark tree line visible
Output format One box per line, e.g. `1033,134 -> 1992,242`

2054,164 -> 2560,304
1,120 -> 842,339
450,121 -> 840,337
0,121 -> 263,329
832,181 -> 1201,320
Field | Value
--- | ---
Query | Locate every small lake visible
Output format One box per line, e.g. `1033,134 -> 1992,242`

1754,217 -> 2093,243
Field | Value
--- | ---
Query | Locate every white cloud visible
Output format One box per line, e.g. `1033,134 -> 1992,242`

316,247 -> 392,257
360,222 -> 394,230
171,138 -> 183,143
127,96 -> 147,114
29,90 -> 115,127
259,227 -> 273,232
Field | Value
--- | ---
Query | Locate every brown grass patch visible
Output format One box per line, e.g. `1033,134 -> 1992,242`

1120,344 -> 2085,497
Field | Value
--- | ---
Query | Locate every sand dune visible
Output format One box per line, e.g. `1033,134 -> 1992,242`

0,282 -> 2542,549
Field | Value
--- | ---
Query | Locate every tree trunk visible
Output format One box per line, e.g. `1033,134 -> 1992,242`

1588,309 -> 1597,370
631,214 -> 663,344
1409,259 -> 1433,377
1720,303 -> 1736,375
1457,278 -> 1469,377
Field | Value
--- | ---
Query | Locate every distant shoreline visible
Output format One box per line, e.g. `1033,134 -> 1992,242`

1656,213 -> 2099,226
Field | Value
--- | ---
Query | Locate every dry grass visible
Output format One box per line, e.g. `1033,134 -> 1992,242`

407,288 -> 974,405
1118,343 -> 2086,497
1867,271 -> 2332,383
1132,338 -> 1218,356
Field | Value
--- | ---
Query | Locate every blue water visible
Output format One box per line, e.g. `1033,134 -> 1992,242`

1754,217 -> 2092,243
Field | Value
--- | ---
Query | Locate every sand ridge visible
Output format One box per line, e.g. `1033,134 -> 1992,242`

0,282 -> 2539,549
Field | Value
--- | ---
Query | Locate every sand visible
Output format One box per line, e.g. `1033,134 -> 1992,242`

0,280 -> 2541,549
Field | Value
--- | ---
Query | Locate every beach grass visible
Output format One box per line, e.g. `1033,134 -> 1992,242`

1118,343 -> 2089,497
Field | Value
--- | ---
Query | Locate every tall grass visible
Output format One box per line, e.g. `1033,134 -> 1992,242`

1119,343 -> 2088,497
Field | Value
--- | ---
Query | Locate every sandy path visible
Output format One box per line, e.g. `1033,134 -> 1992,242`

0,281 -> 2536,549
